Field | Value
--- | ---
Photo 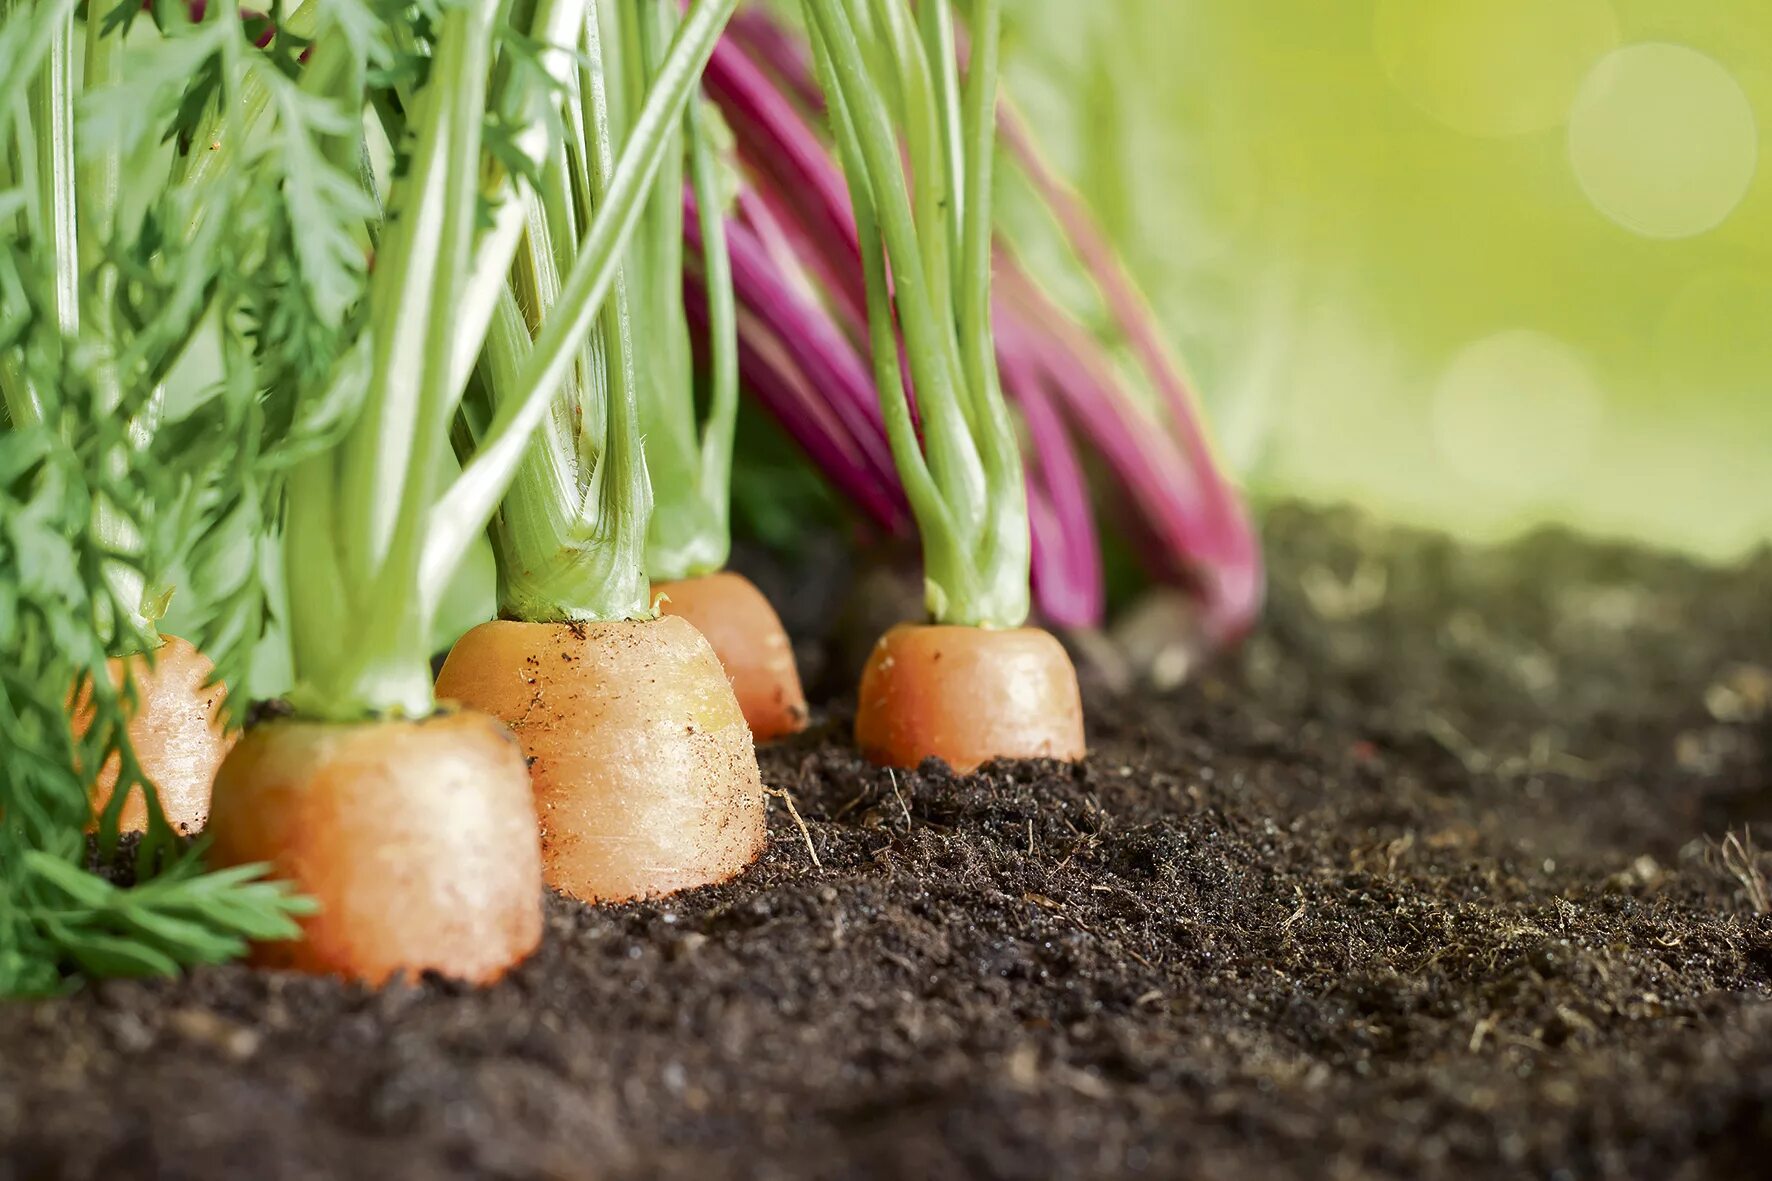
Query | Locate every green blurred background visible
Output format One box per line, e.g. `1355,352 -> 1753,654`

999,0 -> 1772,559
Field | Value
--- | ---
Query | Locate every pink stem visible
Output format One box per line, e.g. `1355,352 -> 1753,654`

686,274 -> 910,533
1000,347 -> 1104,627
691,195 -> 903,492
996,265 -> 1262,644
997,108 -> 1235,524
704,41 -> 867,323
726,9 -> 826,110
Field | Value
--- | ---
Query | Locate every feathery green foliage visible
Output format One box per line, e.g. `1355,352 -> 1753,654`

2,0 -> 740,992
0,0 -> 362,995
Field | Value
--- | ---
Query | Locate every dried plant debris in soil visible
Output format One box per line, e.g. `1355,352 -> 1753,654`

5,506 -> 1772,1181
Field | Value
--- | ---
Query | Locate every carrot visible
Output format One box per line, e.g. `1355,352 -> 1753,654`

435,615 -> 766,902
0,0 -> 747,990
74,636 -> 233,838
630,1 -> 800,745
437,1 -> 761,903
654,572 -> 809,741
855,623 -> 1084,772
796,0 -> 1085,771
204,711 -> 542,985
192,1 -> 737,983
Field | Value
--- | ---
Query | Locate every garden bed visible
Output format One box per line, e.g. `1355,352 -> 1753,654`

4,505 -> 1771,1181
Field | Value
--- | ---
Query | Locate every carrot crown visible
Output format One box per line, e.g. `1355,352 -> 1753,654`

801,0 -> 1029,629
460,0 -> 740,622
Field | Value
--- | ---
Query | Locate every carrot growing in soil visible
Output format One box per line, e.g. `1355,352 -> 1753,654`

704,11 -> 1262,645
618,4 -> 808,741
798,0 -> 1085,772
435,0 -> 764,904
70,638 -> 231,838
31,4 -> 252,841
195,0 -> 728,983
0,0 -> 341,993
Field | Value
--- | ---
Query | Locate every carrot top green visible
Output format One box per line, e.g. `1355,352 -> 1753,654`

801,0 -> 1027,629
461,0 -> 740,622
0,0 -> 737,994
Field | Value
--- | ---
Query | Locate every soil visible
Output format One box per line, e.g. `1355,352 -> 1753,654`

5,504 -> 1772,1181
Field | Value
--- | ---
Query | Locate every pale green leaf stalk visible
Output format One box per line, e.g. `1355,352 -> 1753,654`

626,0 -> 740,584
453,0 -> 741,620
802,0 -> 1028,628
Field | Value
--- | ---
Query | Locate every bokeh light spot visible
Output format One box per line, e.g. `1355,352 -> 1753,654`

1374,0 -> 1620,137
1431,331 -> 1603,499
1568,44 -> 1758,239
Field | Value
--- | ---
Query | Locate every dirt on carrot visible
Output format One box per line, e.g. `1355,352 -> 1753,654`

435,616 -> 766,902
4,504 -> 1772,1181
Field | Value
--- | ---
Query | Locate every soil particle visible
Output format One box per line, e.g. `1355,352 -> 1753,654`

5,505 -> 1772,1180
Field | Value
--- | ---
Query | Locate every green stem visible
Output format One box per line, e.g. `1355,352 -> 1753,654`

918,0 -> 966,287
636,0 -> 721,582
78,12 -> 118,287
282,452 -> 353,708
805,14 -> 970,609
421,0 -> 740,617
804,0 -> 1025,627
807,0 -> 985,527
0,366 -> 36,430
34,8 -> 76,339
333,21 -> 459,606
450,15 -> 631,626
443,0 -> 584,411
686,92 -> 737,547
0,0 -> 78,121
317,4 -> 492,717
867,0 -> 956,366
953,0 -> 1027,614
282,5 -> 495,719
477,1 -> 653,624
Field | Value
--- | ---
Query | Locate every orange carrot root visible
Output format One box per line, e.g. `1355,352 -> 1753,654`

204,710 -> 543,986
855,623 -> 1087,773
74,635 -> 234,837
435,614 -> 767,902
653,571 -> 809,742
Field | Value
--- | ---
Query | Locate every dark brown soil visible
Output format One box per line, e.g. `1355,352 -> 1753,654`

6,505 -> 1772,1181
